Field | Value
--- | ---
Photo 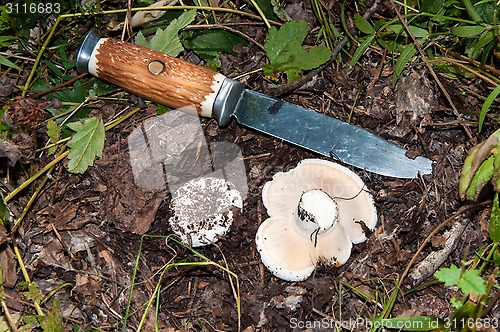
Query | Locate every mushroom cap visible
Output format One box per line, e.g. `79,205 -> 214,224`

262,159 -> 377,243
256,215 -> 353,281
256,159 -> 377,281
169,177 -> 243,247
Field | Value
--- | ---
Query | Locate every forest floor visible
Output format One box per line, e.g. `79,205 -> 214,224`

1,0 -> 499,331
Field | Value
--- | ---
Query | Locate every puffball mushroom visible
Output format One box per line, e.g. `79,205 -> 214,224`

169,177 -> 243,247
255,159 -> 377,281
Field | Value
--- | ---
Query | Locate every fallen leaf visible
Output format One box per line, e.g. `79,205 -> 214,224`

67,117 -> 105,174
130,0 -> 178,27
0,244 -> 17,288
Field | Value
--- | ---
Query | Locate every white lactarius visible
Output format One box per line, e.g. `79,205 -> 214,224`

255,159 -> 377,281
169,177 -> 243,247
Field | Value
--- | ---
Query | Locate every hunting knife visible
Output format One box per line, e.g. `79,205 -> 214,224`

76,30 -> 433,178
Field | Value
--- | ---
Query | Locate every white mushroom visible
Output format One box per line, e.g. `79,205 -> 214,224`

255,159 -> 377,281
169,177 -> 243,247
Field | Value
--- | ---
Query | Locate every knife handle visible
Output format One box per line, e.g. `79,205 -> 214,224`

76,30 -> 244,127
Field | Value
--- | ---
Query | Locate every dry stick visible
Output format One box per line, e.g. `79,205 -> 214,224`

31,73 -> 88,98
388,0 -> 475,142
121,0 -> 133,42
435,43 -> 500,78
0,298 -> 18,332
398,201 -> 492,288
366,47 -> 387,97
268,0 -> 382,98
431,57 -> 499,87
482,289 -> 500,316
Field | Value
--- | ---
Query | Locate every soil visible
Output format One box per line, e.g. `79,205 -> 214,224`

1,0 -> 500,331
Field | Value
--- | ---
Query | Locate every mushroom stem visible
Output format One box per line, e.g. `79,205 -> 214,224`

296,189 -> 339,237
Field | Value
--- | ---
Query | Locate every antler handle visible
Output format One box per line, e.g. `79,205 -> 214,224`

76,30 -> 243,126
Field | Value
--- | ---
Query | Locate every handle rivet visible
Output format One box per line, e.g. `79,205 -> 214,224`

148,60 -> 165,75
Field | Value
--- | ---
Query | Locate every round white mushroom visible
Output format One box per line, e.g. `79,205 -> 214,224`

169,177 -> 243,247
255,159 -> 377,281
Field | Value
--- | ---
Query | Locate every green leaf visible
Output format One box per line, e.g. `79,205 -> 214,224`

472,30 -> 494,59
0,6 -> 13,32
479,84 -> 500,132
392,44 -> 418,87
0,54 -> 20,70
451,25 -> 486,37
457,269 -> 487,296
67,118 -> 105,174
44,59 -> 72,80
465,154 -> 495,200
22,282 -> 43,303
135,9 -> 197,56
263,20 -> 332,83
270,0 -> 290,21
252,0 -> 280,21
0,35 -> 16,47
490,192 -> 500,242
0,193 -> 9,225
452,300 -> 476,320
459,129 -> 500,200
493,148 -> 500,192
386,24 -> 429,39
354,13 -> 375,35
420,0 -> 446,14
463,0 -> 483,23
182,29 -> 248,69
38,299 -> 63,332
435,264 -> 461,286
47,119 -> 61,155
349,34 -> 376,67
493,248 -> 500,266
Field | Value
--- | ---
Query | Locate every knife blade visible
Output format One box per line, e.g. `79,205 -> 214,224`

76,30 -> 433,178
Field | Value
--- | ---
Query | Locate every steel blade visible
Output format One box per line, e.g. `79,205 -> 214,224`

233,90 -> 433,178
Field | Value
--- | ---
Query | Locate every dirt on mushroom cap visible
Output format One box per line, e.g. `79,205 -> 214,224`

169,177 -> 243,247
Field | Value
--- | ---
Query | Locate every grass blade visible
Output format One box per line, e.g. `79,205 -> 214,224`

451,25 -> 486,37
490,192 -> 500,242
392,44 -> 417,87
354,13 -> 375,34
0,54 -> 20,70
349,34 -> 376,67
479,84 -> 500,132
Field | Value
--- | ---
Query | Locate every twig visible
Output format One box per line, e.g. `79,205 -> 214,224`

0,299 -> 18,332
482,289 -> 500,316
429,58 -> 499,87
268,0 -> 382,97
4,151 -> 69,203
435,43 -> 500,78
388,0 -> 475,141
408,217 -> 470,285
31,73 -> 88,98
398,200 -> 492,288
247,0 -> 271,29
12,242 -> 45,316
366,48 -> 387,96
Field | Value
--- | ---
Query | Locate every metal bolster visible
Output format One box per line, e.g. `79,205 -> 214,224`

212,78 -> 244,127
76,29 -> 100,74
